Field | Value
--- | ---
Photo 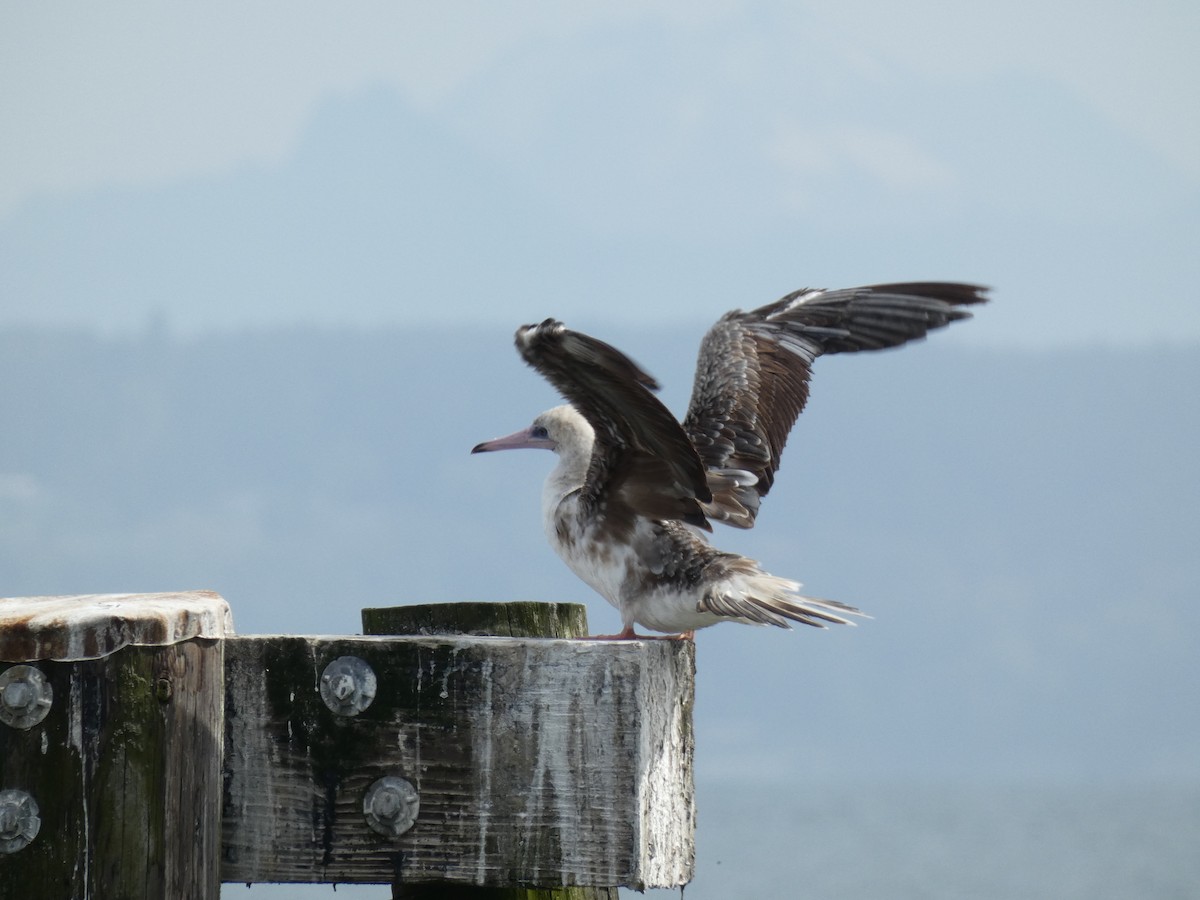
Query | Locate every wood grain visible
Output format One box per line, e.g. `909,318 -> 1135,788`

221,634 -> 694,890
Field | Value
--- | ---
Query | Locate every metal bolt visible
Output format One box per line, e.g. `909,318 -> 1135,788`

0,666 -> 53,730
154,677 -> 173,703
0,790 -> 40,854
363,776 -> 419,837
319,656 -> 376,716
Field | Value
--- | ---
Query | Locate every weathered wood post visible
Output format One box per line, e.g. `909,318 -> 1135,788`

0,592 -> 232,900
362,601 -> 620,899
3,593 -> 693,893
221,602 -> 695,892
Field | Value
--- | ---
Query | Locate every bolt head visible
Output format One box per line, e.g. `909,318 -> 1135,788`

0,667 -> 52,730
0,790 -> 40,854
2,682 -> 30,710
363,776 -> 419,837
318,656 -> 377,716
331,673 -> 355,701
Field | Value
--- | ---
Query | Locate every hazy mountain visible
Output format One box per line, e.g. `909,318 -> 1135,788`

1,83 -> 1197,345
2,325 -> 1196,786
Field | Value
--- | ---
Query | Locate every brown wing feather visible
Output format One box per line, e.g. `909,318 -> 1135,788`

516,319 -> 712,530
683,282 -> 988,528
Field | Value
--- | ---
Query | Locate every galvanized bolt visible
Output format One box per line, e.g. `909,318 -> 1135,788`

363,776 -> 419,837
319,656 -> 376,716
0,790 -> 40,854
0,666 -> 53,730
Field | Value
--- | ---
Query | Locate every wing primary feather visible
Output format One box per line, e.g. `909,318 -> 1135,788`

684,282 -> 987,528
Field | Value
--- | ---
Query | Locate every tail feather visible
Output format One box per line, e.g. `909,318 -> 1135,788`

698,571 -> 868,629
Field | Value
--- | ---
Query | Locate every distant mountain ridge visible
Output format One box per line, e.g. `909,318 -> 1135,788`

1,81 -> 1197,345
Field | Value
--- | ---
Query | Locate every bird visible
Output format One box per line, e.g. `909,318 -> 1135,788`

471,282 -> 987,639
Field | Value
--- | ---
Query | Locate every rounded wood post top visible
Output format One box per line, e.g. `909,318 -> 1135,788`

0,591 -> 232,662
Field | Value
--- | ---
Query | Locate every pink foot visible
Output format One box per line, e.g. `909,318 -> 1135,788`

583,627 -> 695,641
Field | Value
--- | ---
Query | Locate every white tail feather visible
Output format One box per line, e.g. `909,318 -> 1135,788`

700,571 -> 867,629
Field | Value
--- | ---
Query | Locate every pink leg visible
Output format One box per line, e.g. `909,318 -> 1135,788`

583,625 -> 640,641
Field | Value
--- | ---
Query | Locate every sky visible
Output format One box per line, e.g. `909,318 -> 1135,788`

3,2 -> 1199,346
4,2 -> 1198,207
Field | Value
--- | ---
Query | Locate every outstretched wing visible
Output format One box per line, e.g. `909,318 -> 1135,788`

683,282 -> 988,528
516,319 -> 713,531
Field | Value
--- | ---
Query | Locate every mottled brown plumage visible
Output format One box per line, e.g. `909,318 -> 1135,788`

474,282 -> 987,637
516,319 -> 712,532
682,283 -> 988,526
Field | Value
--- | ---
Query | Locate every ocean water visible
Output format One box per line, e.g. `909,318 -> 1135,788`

231,783 -> 1200,899
663,783 -> 1200,900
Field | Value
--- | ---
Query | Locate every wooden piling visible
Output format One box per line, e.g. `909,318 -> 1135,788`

361,601 -> 589,640
0,592 -> 232,900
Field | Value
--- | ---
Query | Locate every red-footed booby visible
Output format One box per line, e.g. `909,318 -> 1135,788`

472,282 -> 987,639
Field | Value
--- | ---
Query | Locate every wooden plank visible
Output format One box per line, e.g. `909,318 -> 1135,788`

220,633 -> 695,890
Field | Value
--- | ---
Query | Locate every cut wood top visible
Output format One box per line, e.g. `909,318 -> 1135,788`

0,591 -> 233,661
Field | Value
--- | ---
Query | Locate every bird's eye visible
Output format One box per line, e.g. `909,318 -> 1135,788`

531,425 -> 549,439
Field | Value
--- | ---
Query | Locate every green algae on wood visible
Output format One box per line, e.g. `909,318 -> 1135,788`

362,601 -> 590,639
0,591 -> 229,900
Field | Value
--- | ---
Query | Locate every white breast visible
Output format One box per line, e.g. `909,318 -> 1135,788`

541,482 -> 733,633
541,484 -> 629,611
